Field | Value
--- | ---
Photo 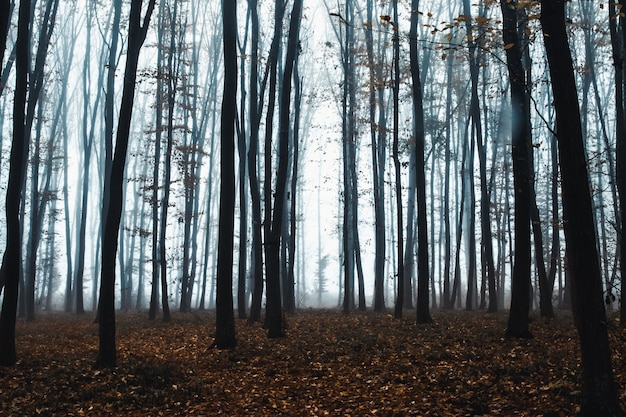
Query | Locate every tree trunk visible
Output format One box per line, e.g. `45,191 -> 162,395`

409,0 -> 432,323
391,0 -> 404,320
0,0 -> 30,366
502,0 -> 532,339
609,0 -> 626,327
246,0 -> 264,324
212,0 -> 238,349
96,0 -> 156,369
266,0 -> 302,336
541,0 -> 623,413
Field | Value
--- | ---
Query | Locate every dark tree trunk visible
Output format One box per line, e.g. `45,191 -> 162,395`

609,0 -> 626,327
365,0 -> 385,313
96,0 -> 156,369
262,0 -> 284,327
212,0 -> 237,349
391,0 -> 404,320
266,0 -> 302,336
541,0 -> 623,413
531,193 -> 555,318
286,58 -> 302,314
247,0 -> 264,324
0,0 -> 29,367
442,53 -> 454,309
502,0 -> 532,339
409,0 -> 432,324
160,0 -> 178,321
237,36 -> 248,319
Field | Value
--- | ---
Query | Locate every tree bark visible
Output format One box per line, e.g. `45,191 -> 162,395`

409,0 -> 432,323
541,0 -> 623,413
0,0 -> 30,367
502,0 -> 532,339
212,0 -> 238,349
96,0 -> 156,369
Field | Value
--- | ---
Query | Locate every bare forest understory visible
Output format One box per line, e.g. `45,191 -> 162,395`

1,309 -> 625,416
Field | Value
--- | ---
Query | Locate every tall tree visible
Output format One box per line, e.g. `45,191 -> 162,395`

390,1 -> 404,319
246,0 -> 264,323
24,0 -> 60,321
0,0 -> 30,367
502,0 -> 532,339
541,0 -> 623,413
409,0 -> 432,324
265,0 -> 303,336
609,0 -> 626,327
362,0 -> 386,313
212,0 -> 237,349
96,0 -> 156,369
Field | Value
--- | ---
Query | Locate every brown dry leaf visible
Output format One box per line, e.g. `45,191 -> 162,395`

1,309 -> 624,416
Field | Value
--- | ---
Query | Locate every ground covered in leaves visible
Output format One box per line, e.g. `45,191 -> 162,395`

1,309 -> 625,416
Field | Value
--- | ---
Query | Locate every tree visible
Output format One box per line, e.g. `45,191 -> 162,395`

389,0 -> 404,320
502,0 -> 532,339
609,0 -> 626,327
265,0 -> 303,336
212,0 -> 237,349
541,0 -> 623,413
0,0 -> 30,367
409,0 -> 432,324
96,0 -> 157,369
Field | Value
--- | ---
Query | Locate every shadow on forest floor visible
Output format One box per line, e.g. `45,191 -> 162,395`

1,308 -> 624,416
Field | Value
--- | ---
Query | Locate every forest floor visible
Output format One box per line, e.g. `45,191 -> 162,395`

1,308 -> 625,416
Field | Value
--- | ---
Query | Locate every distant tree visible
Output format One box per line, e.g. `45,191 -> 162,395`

541,0 -> 623,413
96,0 -> 156,369
212,0 -> 237,349
0,0 -> 30,367
23,0 -> 60,322
73,1 -> 107,315
362,0 -> 386,313
160,0 -> 180,318
328,1 -> 361,314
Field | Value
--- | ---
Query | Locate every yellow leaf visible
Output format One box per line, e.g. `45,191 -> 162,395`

504,43 -> 515,49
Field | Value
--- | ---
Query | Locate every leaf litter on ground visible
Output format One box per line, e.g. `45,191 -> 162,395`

1,308 -> 625,416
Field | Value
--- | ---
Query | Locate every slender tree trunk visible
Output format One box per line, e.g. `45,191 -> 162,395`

286,57 -> 302,314
96,0 -> 156,369
212,0 -> 237,349
266,0 -> 302,336
409,0 -> 432,323
247,0 -> 264,323
0,0 -> 30,366
237,29 -> 249,319
391,0 -> 404,319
